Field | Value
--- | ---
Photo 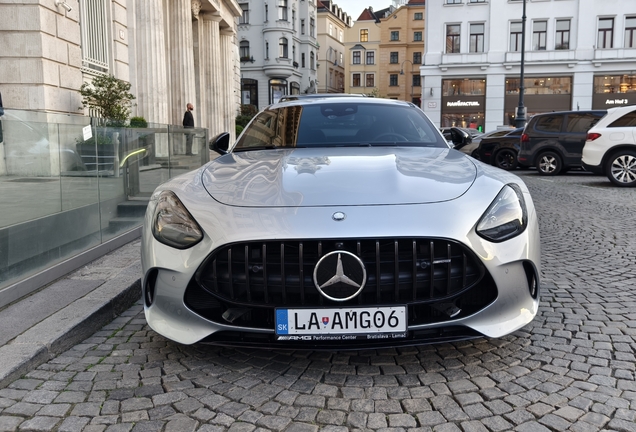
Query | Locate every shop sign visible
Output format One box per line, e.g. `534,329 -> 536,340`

604,98 -> 630,106
428,102 -> 437,108
446,100 -> 480,107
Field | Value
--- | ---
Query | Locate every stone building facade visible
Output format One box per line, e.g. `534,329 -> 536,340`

0,0 -> 241,139
316,1 -> 352,94
237,0 -> 320,110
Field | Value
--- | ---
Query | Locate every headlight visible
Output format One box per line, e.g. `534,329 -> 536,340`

152,190 -> 203,249
476,184 -> 527,242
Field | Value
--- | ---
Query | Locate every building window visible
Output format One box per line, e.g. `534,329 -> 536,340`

279,38 -> 288,58
414,31 -> 422,41
555,19 -> 570,50
239,3 -> 249,24
339,29 -> 343,42
510,21 -> 523,52
414,12 -> 423,20
366,74 -> 374,87
310,52 -> 315,69
241,78 -> 258,107
290,82 -> 300,95
390,52 -> 398,63
446,24 -> 460,53
278,0 -> 288,21
265,4 -> 268,21
366,51 -> 375,64
533,20 -> 547,50
625,17 -> 636,48
593,75 -> 636,94
446,0 -> 461,3
390,31 -> 399,41
301,19 -> 305,34
598,17 -> 614,49
293,45 -> 296,61
413,52 -> 421,64
469,0 -> 485,2
329,23 -> 333,36
240,41 -> 250,59
505,77 -> 571,95
443,78 -> 486,96
79,0 -> 110,73
360,29 -> 368,42
265,42 -> 269,59
310,18 -> 315,37
389,74 -> 398,86
269,78 -> 287,104
292,10 -> 295,29
352,73 -> 361,87
470,23 -> 484,53
301,53 -> 305,67
353,51 -> 361,64
413,75 -> 421,87
340,52 -> 343,65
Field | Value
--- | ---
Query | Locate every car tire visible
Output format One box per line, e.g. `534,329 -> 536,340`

536,151 -> 562,175
493,149 -> 518,171
605,150 -> 636,187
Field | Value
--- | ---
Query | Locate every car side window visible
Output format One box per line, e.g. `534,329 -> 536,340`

235,109 -> 279,148
565,114 -> 602,133
534,115 -> 563,133
608,111 -> 636,128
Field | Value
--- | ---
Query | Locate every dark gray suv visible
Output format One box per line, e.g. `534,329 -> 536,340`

517,110 -> 606,175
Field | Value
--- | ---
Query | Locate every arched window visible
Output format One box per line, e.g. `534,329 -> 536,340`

239,41 -> 250,60
301,53 -> 306,68
310,52 -> 315,69
290,82 -> 300,95
279,38 -> 288,58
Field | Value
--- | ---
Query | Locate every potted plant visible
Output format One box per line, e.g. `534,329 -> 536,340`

77,75 -> 136,173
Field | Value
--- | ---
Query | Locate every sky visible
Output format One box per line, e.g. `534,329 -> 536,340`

334,0 -> 399,19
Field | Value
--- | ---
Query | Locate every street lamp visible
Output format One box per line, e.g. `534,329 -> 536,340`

515,0 -> 527,128
400,59 -> 414,103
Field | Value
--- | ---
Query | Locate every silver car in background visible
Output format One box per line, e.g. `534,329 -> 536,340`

141,97 -> 540,349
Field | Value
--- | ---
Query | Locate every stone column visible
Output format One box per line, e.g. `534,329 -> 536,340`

167,0 -> 196,126
221,30 -> 235,140
208,15 -> 223,138
134,0 -> 169,125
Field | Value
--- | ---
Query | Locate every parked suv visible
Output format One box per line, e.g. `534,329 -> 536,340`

517,110 -> 606,175
582,105 -> 636,187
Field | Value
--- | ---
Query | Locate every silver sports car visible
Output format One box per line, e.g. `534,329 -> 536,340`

141,97 -> 540,349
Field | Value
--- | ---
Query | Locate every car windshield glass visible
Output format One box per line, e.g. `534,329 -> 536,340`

233,103 -> 448,150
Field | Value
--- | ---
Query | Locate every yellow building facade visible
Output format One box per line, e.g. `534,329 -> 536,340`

317,1 -> 352,93
378,0 -> 425,105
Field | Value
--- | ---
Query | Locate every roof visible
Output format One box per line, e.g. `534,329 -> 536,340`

407,0 -> 425,4
356,5 -> 395,23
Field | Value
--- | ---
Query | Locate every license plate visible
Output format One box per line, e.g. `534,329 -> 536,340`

275,306 -> 407,341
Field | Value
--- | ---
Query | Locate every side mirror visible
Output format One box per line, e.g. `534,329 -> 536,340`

209,132 -> 230,154
450,128 -> 471,149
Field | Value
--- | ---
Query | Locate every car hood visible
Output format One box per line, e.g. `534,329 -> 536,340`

202,147 -> 477,207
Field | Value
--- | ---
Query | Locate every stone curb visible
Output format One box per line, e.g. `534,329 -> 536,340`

0,264 -> 142,389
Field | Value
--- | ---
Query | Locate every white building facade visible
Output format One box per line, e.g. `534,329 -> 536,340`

421,0 -> 636,132
237,0 -> 320,110
0,0 -> 241,137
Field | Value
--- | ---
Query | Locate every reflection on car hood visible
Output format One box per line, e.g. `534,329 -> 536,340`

202,147 -> 477,207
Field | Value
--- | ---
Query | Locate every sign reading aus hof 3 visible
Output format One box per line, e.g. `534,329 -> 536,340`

275,306 -> 408,341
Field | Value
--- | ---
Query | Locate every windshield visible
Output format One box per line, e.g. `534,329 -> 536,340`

233,102 -> 449,151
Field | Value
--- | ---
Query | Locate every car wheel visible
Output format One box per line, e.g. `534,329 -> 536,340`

536,151 -> 562,175
605,150 -> 636,187
493,149 -> 518,171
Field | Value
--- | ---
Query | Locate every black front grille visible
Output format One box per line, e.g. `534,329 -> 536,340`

196,238 -> 485,307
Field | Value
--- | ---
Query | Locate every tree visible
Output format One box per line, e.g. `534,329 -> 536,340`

79,75 -> 136,126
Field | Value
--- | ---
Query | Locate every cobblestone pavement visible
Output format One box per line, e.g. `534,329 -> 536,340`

2,171 -> 636,432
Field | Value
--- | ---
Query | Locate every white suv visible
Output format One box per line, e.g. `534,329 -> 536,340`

582,105 -> 636,187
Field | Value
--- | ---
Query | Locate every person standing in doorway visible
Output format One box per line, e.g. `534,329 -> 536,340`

182,102 -> 194,155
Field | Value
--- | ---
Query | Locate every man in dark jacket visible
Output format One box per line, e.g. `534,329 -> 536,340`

182,103 -> 194,155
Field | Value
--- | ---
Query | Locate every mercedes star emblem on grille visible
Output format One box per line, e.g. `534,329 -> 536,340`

313,251 -> 367,302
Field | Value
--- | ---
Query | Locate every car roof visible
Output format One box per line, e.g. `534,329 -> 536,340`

271,96 -> 415,109
278,93 -> 367,103
530,109 -> 607,118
